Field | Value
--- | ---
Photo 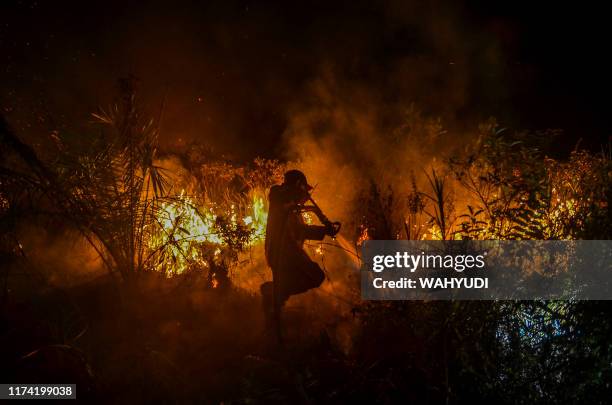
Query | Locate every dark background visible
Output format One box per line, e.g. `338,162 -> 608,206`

1,0 -> 610,158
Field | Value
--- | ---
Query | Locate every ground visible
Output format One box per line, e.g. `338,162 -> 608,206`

2,273 -> 419,403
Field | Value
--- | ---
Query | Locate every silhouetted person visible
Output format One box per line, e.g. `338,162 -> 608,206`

260,170 -> 339,342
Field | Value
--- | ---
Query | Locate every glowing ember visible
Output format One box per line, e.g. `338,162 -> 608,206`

356,227 -> 369,246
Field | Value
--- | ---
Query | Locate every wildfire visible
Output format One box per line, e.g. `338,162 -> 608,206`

148,190 -> 268,276
356,226 -> 369,246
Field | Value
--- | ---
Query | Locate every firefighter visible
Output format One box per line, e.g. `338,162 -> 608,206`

260,170 -> 339,340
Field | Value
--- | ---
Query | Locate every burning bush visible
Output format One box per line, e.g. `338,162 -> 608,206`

0,80 -> 283,288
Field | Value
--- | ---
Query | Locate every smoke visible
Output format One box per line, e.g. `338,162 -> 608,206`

15,223 -> 106,288
273,0 -> 511,239
284,69 -> 472,234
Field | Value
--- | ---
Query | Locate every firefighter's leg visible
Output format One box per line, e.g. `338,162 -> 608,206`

261,270 -> 286,344
260,281 -> 274,321
272,277 -> 284,344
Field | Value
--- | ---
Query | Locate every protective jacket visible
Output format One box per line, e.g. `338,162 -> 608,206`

264,184 -> 326,302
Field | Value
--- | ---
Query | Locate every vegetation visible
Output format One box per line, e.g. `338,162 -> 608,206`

354,121 -> 611,404
1,82 -> 610,403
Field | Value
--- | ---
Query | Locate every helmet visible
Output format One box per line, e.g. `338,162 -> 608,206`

283,170 -> 313,191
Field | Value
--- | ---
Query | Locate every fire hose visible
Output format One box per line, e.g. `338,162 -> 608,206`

300,196 -> 342,237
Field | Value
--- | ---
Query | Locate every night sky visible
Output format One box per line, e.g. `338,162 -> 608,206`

1,0 -> 610,159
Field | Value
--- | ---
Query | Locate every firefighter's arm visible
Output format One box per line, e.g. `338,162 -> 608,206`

300,203 -> 341,238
